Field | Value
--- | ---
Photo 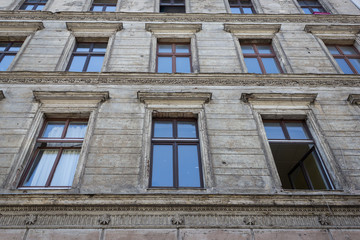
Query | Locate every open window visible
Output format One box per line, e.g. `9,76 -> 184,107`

263,119 -> 334,190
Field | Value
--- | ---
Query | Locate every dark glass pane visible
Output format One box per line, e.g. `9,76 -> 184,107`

0,43 -> 8,51
42,122 -> 65,138
27,0 -> 39,3
176,57 -> 191,73
262,58 -> 281,73
0,55 -> 15,71
50,149 -> 80,187
66,123 -> 88,138
289,165 -> 308,189
241,45 -> 255,54
105,5 -> 116,11
92,43 -> 107,52
91,5 -> 103,11
174,0 -> 185,3
302,8 -> 312,14
175,44 -> 189,53
154,121 -> 173,138
285,122 -> 310,139
161,0 -> 171,3
75,43 -> 91,52
230,7 -> 241,13
349,59 -> 360,73
20,4 -> 35,10
177,122 -> 197,138
68,56 -> 87,72
40,0 -> 48,3
178,145 -> 201,187
151,145 -> 173,187
23,150 -> 58,187
158,45 -> 172,53
244,57 -> 262,73
243,8 -> 253,14
160,6 -> 185,13
340,46 -> 358,55
257,45 -> 272,54
335,58 -> 354,74
229,0 -> 237,5
86,55 -> 104,72
303,149 -> 328,189
8,43 -> 22,52
327,46 -> 339,54
158,57 -> 172,73
264,122 -> 285,139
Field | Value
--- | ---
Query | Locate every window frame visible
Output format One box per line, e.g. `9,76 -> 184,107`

19,0 -> 47,11
160,0 -> 186,13
156,42 -> 193,73
66,42 -> 107,72
263,119 -> 335,190
297,0 -> 327,14
90,0 -> 117,12
327,45 -> 360,74
0,41 -> 23,71
241,43 -> 283,74
18,118 -> 88,188
149,118 -> 204,189
228,0 -> 255,14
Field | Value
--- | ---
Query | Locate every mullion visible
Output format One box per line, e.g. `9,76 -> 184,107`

280,120 -> 291,140
337,46 -> 359,74
45,148 -> 63,187
253,44 -> 266,74
61,119 -> 70,139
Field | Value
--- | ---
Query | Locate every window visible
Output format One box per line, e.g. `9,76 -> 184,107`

263,120 -> 334,190
150,119 -> 203,188
0,42 -> 22,71
20,0 -> 47,10
160,0 -> 185,13
157,43 -> 192,73
241,43 -> 282,74
67,42 -> 107,72
229,0 -> 255,14
298,0 -> 328,14
90,0 -> 116,12
327,45 -> 360,74
19,118 -> 88,188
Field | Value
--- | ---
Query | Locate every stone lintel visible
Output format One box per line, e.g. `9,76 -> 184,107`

66,22 -> 122,37
347,94 -> 360,105
0,21 -> 44,37
304,24 -> 360,39
33,91 -> 110,103
241,93 -> 318,104
224,24 -> 281,39
145,23 -> 202,34
0,90 -> 4,100
137,91 -> 211,104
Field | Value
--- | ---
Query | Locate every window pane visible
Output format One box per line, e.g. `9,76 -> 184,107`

177,122 -> 196,138
20,5 -> 35,10
66,123 -> 88,138
339,46 -> 357,55
302,8 -> 312,14
285,122 -> 310,139
75,43 -> 91,52
176,57 -> 191,73
264,122 -> 285,139
151,145 -> 173,187
327,46 -> 339,54
92,5 -> 103,11
68,56 -> 87,72
174,0 -> 184,3
289,165 -> 308,189
0,43 -> 8,51
349,58 -> 360,73
257,45 -> 272,54
0,55 -> 15,71
262,58 -> 281,73
175,45 -> 189,53
303,149 -> 328,189
229,0 -> 237,4
244,58 -> 262,74
158,57 -> 172,73
86,55 -> 104,72
154,121 -> 173,138
178,145 -> 201,187
243,7 -> 253,14
161,0 -> 171,3
230,7 -> 241,13
35,5 -> 44,10
92,43 -> 107,52
23,150 -> 58,186
241,45 -> 255,54
9,43 -> 22,52
105,6 -> 116,11
50,149 -> 80,186
158,45 -> 172,53
42,122 -> 65,138
335,58 -> 354,74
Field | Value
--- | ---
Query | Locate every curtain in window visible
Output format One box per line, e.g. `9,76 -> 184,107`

66,123 -> 87,138
50,149 -> 80,186
24,150 -> 57,186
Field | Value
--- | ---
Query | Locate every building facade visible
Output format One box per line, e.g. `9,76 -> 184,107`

0,0 -> 360,239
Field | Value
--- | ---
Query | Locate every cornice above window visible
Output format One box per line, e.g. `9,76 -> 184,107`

241,93 -> 317,104
145,23 -> 202,35
304,24 -> 360,42
224,23 -> 281,39
138,91 -> 211,105
0,21 -> 43,37
33,91 -> 110,104
66,22 -> 122,38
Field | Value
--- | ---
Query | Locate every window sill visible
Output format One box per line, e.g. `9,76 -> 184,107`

278,189 -> 344,195
18,187 -> 71,190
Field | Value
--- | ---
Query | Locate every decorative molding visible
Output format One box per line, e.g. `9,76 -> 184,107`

66,22 -> 122,37
33,91 -> 110,103
145,23 -> 202,34
137,91 -> 211,104
348,94 -> 360,105
318,215 -> 331,226
0,90 -> 4,100
224,23 -> 281,39
24,214 -> 37,225
0,21 -> 44,37
243,216 -> 256,225
304,24 -> 360,35
171,214 -> 185,226
98,214 -> 111,225
241,93 -> 318,104
1,72 -> 359,87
